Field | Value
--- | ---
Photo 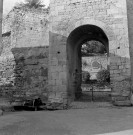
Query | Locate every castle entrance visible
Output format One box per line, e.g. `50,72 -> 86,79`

67,25 -> 110,101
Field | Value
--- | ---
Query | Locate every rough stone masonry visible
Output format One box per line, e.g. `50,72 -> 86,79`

49,0 -> 133,106
1,7 -> 49,102
1,0 -> 133,107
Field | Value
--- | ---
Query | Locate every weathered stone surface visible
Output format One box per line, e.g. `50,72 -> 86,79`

1,0 -> 133,108
113,100 -> 131,107
0,7 -> 49,101
49,0 -> 131,105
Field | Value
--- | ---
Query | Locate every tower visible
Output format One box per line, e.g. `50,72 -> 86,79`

48,0 -> 131,105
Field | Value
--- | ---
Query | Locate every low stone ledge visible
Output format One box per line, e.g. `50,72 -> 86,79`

46,102 -> 68,110
111,92 -> 132,106
113,100 -> 132,107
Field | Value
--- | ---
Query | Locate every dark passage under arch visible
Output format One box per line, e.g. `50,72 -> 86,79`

66,25 -> 109,100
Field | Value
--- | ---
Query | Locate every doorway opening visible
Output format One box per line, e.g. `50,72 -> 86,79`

81,40 -> 110,102
67,25 -> 111,102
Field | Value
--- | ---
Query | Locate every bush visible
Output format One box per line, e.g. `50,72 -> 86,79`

97,69 -> 110,84
82,71 -> 90,83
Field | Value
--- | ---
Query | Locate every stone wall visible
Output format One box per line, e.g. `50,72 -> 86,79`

49,0 -> 131,105
0,36 -> 49,100
10,7 -> 49,48
11,46 -> 48,99
2,10 -> 14,33
0,7 -> 49,101
0,0 -> 133,106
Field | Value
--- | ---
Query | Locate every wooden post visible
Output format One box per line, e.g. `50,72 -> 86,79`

0,0 -> 3,55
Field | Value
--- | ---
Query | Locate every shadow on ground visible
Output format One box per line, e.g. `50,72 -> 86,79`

0,107 -> 133,135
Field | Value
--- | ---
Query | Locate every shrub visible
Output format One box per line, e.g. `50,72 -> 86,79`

82,71 -> 90,83
97,69 -> 110,85
82,59 -> 88,69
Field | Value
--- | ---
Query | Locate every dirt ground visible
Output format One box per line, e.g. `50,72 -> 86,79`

0,104 -> 133,135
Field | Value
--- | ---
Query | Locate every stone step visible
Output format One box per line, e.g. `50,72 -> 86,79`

113,96 -> 129,101
113,100 -> 131,106
70,102 -> 113,109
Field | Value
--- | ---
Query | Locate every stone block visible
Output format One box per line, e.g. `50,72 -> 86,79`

119,65 -> 123,69
113,70 -> 121,74
49,80 -> 56,85
113,76 -> 125,81
56,79 -> 62,85
25,59 -> 38,65
110,73 -> 120,78
51,59 -> 58,66
59,72 -> 66,80
110,65 -> 118,70
110,57 -> 121,64
113,100 -> 131,106
58,85 -> 67,92
55,66 -> 63,72
125,64 -> 130,69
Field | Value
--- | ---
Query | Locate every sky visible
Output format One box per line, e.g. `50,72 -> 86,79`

3,0 -> 50,15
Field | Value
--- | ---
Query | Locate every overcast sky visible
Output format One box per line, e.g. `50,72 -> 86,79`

3,0 -> 50,15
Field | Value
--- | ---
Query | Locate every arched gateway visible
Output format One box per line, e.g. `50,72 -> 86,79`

49,0 -> 132,106
67,24 -> 109,100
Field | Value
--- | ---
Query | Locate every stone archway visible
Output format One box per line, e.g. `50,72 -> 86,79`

66,24 -> 109,100
49,17 -> 131,106
66,19 -> 115,42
